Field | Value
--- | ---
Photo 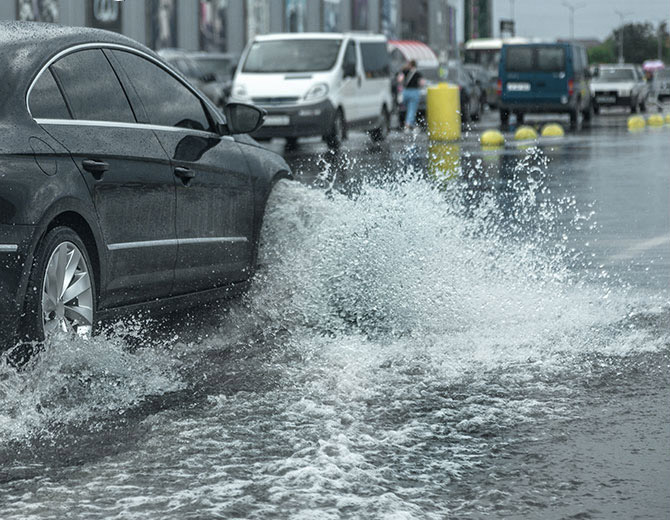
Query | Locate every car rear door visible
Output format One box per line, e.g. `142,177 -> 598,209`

32,48 -> 177,308
110,49 -> 254,295
503,45 -> 567,104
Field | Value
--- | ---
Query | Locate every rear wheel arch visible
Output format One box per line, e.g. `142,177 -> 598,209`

44,211 -> 102,298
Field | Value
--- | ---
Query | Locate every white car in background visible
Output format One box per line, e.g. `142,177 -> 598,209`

591,64 -> 649,113
231,32 -> 393,149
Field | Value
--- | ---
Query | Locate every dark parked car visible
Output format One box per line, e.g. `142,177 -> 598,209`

158,49 -> 237,108
464,63 -> 496,108
440,62 -> 483,123
0,22 -> 291,353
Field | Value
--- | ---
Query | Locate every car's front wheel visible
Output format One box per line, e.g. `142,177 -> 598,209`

24,227 -> 95,343
324,109 -> 345,150
370,106 -> 390,142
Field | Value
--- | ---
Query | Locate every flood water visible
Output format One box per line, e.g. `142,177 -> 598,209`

1,115 -> 668,519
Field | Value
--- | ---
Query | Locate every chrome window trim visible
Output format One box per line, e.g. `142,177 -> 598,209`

0,244 -> 19,253
34,118 -> 221,138
108,237 -> 248,251
26,42 -> 224,127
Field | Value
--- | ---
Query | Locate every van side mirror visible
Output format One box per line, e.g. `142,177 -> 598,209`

223,103 -> 266,134
343,62 -> 356,78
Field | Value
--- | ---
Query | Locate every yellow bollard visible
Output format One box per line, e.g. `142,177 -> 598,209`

627,115 -> 645,131
480,129 -> 505,147
647,114 -> 664,127
427,83 -> 461,141
541,123 -> 565,137
514,125 -> 538,141
428,142 -> 461,183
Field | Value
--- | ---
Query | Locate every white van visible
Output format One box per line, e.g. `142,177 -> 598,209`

230,32 -> 393,148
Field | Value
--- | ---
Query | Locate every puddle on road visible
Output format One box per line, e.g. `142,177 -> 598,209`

1,159 -> 668,519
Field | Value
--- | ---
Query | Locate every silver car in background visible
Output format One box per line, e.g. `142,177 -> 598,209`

591,64 -> 649,113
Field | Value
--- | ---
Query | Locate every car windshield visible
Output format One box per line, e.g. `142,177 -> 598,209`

594,68 -> 635,82
193,57 -> 235,81
243,39 -> 342,73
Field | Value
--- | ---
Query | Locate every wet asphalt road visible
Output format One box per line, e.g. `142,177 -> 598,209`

1,104 -> 668,519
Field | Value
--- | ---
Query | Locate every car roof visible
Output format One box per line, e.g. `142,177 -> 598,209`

0,21 -> 155,119
253,32 -> 386,42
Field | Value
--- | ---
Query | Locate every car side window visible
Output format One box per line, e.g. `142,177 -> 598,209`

360,42 -> 390,78
50,49 -> 135,123
344,41 -> 357,71
111,50 -> 213,132
29,68 -> 71,119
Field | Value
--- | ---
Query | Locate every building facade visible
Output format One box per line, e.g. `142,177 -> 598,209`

1,0 -> 459,57
463,0 -> 492,41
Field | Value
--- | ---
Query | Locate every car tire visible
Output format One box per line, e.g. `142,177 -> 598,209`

569,107 -> 579,129
500,109 -> 510,127
640,99 -> 647,112
22,226 -> 96,346
461,98 -> 470,124
593,103 -> 600,115
582,101 -> 594,123
515,112 -> 524,125
370,106 -> 390,142
630,102 -> 638,114
324,109 -> 345,150
285,137 -> 298,149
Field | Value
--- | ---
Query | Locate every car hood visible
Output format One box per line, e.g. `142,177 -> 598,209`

234,72 -> 330,99
592,81 -> 635,91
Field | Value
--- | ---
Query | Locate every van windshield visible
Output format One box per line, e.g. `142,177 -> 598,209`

243,39 -> 342,73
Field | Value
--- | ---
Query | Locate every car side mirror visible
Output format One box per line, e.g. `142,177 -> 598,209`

223,103 -> 266,134
343,62 -> 356,78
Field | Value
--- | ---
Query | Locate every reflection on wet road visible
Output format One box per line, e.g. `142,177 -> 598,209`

1,108 -> 668,519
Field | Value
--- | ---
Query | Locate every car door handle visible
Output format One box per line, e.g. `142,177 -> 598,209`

82,159 -> 109,178
174,167 -> 195,182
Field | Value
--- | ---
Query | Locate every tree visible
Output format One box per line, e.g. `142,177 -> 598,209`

588,22 -> 670,64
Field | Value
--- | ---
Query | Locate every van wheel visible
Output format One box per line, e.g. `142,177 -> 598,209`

515,112 -> 524,125
22,227 -> 96,347
500,109 -> 510,127
370,107 -> 390,142
639,100 -> 647,112
569,107 -> 579,129
324,110 -> 345,150
582,102 -> 593,123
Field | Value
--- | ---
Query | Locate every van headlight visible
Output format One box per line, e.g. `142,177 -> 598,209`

304,83 -> 329,101
233,84 -> 249,99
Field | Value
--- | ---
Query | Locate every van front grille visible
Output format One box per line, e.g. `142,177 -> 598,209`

252,97 -> 300,106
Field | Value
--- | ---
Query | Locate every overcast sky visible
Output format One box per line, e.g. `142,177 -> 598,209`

487,0 -> 670,41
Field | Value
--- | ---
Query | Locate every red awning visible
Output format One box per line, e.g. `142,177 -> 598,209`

388,40 -> 439,69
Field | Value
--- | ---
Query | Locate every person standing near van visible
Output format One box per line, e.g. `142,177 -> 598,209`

402,60 -> 424,131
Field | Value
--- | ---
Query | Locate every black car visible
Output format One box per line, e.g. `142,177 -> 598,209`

440,62 -> 483,123
0,22 -> 291,352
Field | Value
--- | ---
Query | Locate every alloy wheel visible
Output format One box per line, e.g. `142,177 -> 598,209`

41,241 -> 93,338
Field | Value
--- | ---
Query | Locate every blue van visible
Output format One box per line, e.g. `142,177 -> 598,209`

498,42 -> 593,128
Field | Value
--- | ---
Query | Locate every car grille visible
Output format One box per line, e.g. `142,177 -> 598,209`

252,97 -> 300,106
595,90 -> 617,97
